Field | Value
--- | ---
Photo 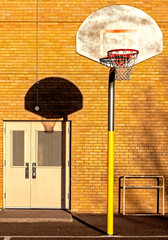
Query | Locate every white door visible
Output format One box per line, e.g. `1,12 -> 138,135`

4,121 -> 70,209
5,122 -> 31,208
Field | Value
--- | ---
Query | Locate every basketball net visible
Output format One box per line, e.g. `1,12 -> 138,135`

99,49 -> 139,80
115,66 -> 133,80
41,118 -> 56,133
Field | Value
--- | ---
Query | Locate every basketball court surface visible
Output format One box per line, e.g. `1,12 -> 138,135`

0,214 -> 167,239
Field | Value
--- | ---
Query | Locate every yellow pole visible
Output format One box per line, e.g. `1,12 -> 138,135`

107,68 -> 115,235
107,131 -> 114,235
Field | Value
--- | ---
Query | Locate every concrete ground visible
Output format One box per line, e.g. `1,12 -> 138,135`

0,212 -> 167,239
0,210 -> 72,223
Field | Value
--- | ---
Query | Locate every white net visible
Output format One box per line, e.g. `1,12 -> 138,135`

99,49 -> 139,80
115,67 -> 133,80
41,121 -> 56,133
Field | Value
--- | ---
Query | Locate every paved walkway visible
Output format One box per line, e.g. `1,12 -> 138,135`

0,212 -> 167,239
0,210 -> 72,222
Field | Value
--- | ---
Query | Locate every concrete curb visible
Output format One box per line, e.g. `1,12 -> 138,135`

0,218 -> 73,222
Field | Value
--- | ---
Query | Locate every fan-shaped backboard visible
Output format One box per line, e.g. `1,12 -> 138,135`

76,5 -> 163,65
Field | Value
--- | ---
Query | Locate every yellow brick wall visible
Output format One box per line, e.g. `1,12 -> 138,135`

0,0 -> 167,213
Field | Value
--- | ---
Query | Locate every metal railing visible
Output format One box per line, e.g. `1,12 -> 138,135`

119,175 -> 165,215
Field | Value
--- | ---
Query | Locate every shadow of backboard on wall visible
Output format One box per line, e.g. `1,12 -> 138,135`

25,77 -> 83,119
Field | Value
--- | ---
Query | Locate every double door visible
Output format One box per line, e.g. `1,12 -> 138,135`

4,121 -> 70,209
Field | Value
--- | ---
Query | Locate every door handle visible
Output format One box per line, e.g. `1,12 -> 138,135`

32,163 -> 36,179
25,162 -> 29,179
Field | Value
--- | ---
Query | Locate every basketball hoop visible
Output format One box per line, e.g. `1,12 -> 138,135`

100,49 -> 139,80
41,120 -> 56,133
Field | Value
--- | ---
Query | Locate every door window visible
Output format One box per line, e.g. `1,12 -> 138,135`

38,131 -> 62,167
12,131 -> 24,166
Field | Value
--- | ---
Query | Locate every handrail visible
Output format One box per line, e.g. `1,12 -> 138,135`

119,175 -> 165,215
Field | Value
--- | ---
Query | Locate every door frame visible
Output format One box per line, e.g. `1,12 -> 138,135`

3,120 -> 71,210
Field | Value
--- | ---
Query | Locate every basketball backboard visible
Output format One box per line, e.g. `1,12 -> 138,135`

76,5 -> 163,65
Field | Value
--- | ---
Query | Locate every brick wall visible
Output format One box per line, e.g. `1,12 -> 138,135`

0,0 -> 167,213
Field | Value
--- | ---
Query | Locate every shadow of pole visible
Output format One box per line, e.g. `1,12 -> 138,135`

71,214 -> 107,235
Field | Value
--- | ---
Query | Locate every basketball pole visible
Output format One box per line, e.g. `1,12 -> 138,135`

107,68 -> 115,235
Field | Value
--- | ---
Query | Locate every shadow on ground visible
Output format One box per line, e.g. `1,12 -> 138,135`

0,214 -> 168,239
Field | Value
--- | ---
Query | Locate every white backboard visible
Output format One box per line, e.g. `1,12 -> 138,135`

76,5 -> 163,65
